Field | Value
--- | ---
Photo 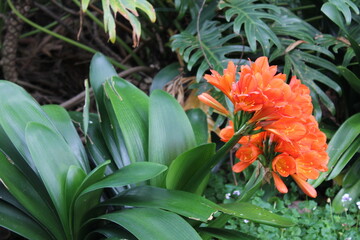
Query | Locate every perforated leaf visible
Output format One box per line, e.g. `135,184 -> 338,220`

171,20 -> 251,81
219,0 -> 282,55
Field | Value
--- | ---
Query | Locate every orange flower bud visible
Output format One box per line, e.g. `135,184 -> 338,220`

198,93 -> 229,116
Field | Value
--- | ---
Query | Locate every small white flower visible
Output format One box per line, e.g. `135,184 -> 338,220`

327,198 -> 331,203
225,193 -> 231,199
341,193 -> 352,203
345,237 -> 352,240
243,219 -> 249,223
356,201 -> 360,210
233,190 -> 241,196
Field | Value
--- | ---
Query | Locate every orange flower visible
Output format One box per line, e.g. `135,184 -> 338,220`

201,56 -> 329,198
204,61 -> 236,101
272,153 -> 296,177
198,93 -> 229,116
272,172 -> 288,194
263,118 -> 307,142
235,143 -> 262,163
232,72 -> 265,112
291,174 -> 317,198
219,121 -> 234,142
233,144 -> 262,173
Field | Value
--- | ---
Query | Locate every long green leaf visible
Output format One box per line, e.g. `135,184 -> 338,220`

104,76 -> 149,163
43,105 -> 90,172
0,200 -> 51,240
327,136 -> 360,180
198,227 -> 258,240
83,79 -> 91,137
81,163 -> 167,195
166,143 -> 215,192
332,179 -> 360,213
149,90 -> 196,187
238,165 -> 265,202
310,113 -> 360,187
104,186 -> 217,222
85,226 -> 136,240
65,165 -> 86,236
0,125 -> 49,204
25,122 -> 82,238
95,208 -> 202,240
186,108 -> 209,145
90,52 -> 129,169
219,202 -> 295,227
73,161 -> 110,237
342,157 -> 360,188
0,151 -> 64,239
0,81 -> 54,170
70,112 -> 117,175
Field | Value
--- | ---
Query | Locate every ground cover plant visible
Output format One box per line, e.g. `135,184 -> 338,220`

1,0 -> 360,239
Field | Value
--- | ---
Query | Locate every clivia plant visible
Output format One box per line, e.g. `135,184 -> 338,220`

0,53 -> 296,240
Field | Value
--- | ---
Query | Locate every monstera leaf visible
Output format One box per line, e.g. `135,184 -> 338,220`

171,20 -> 251,81
219,0 -> 282,55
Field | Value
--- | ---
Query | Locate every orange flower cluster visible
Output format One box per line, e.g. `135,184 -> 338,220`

199,57 -> 329,198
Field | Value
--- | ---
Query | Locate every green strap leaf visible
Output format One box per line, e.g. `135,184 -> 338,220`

0,151 -> 64,239
103,185 -> 218,222
43,105 -> 90,172
95,208 -> 202,240
85,226 -> 136,240
166,143 -> 215,192
72,161 -> 110,238
198,227 -> 258,240
149,90 -> 196,187
104,76 -> 149,163
0,81 -> 55,170
343,157 -> 360,188
186,108 -> 209,145
332,179 -> 360,213
310,113 -> 360,187
327,135 -> 360,180
219,202 -> 295,227
83,79 -> 91,137
90,52 -> 129,169
25,122 -> 83,237
238,165 -> 265,202
0,200 -> 52,240
81,163 -> 167,195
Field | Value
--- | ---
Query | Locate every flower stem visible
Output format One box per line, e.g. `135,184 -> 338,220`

185,123 -> 254,193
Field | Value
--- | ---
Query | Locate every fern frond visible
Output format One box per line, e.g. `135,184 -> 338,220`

171,20 -> 251,81
218,0 -> 282,55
